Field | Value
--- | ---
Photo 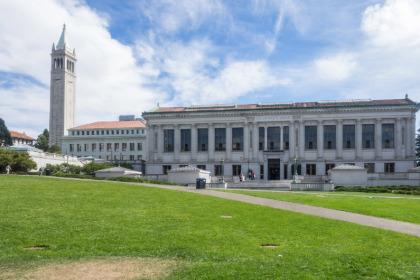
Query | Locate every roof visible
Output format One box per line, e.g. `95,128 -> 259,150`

10,131 -> 35,141
69,120 -> 146,130
56,24 -> 68,50
145,98 -> 418,114
332,164 -> 366,171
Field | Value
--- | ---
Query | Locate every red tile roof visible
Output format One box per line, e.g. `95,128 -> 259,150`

10,131 -> 35,141
69,120 -> 146,130
146,98 -> 418,114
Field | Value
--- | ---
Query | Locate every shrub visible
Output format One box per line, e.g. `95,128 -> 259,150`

0,149 -> 36,173
335,186 -> 420,195
82,162 -> 113,175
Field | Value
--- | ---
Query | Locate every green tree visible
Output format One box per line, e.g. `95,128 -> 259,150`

0,118 -> 12,146
416,128 -> 420,167
35,129 -> 49,151
48,144 -> 61,154
0,149 -> 36,173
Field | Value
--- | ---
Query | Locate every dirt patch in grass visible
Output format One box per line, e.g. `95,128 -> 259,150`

2,258 -> 178,280
260,244 -> 278,249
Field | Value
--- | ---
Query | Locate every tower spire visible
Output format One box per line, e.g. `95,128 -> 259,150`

56,23 -> 67,50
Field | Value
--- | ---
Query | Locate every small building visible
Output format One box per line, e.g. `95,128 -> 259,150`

94,166 -> 142,179
167,166 -> 211,185
10,131 -> 35,146
330,164 -> 368,186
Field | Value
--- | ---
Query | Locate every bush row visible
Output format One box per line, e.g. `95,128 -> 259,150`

335,186 -> 420,195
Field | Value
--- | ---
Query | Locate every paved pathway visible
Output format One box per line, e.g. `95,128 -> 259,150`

33,176 -> 420,238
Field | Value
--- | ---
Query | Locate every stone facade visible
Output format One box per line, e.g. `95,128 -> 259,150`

49,25 -> 76,146
143,98 -> 419,180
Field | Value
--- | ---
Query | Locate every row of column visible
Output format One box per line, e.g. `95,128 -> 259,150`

148,116 -> 416,162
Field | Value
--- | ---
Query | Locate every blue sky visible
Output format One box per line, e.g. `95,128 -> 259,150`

0,0 -> 419,136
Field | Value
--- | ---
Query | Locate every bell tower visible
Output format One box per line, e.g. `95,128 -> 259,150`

49,24 -> 76,147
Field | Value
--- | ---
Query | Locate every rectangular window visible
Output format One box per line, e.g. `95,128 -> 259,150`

77,144 -> 81,152
364,163 -> 375,173
164,129 -> 174,152
260,165 -> 264,179
306,164 -> 316,175
99,143 -> 104,151
121,130 -> 124,135
92,143 -> 96,152
107,143 -> 112,151
69,144 -> 74,152
84,144 -> 88,152
259,127 -> 265,151
232,127 -> 244,151
267,127 -> 280,151
232,165 -> 242,176
162,165 -> 171,175
197,165 -> 206,170
325,163 -> 335,175
305,126 -> 317,150
130,143 -> 135,151
215,128 -> 226,151
116,130 -> 119,135
343,124 -> 355,149
197,128 -> 208,151
181,129 -> 191,152
214,165 -> 223,176
323,125 -> 336,149
122,143 -> 127,151
362,124 -> 375,149
137,155 -> 142,160
129,155 -> 134,161
87,131 -> 90,135
283,126 -> 289,150
283,164 -> 288,179
137,143 -> 142,151
382,123 -> 395,149
114,143 -> 119,151
384,162 -> 395,173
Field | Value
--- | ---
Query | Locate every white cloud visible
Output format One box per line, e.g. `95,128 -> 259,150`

0,0 -> 163,134
314,53 -> 357,82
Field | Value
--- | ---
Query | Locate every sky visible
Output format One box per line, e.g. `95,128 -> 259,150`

0,0 -> 419,137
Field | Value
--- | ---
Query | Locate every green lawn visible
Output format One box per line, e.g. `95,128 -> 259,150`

0,176 -> 420,279
226,190 -> 420,224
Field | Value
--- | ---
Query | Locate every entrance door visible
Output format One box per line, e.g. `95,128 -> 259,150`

268,159 -> 280,180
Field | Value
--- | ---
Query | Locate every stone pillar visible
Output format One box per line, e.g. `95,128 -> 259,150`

157,125 -> 164,160
280,124 -> 284,151
252,122 -> 259,160
375,119 -> 382,159
336,120 -> 343,159
411,117 -> 416,157
244,123 -> 249,159
356,119 -> 362,159
395,118 -> 402,159
299,121 -> 305,158
317,121 -> 323,158
208,124 -> 214,161
174,125 -> 180,162
226,123 -> 232,160
405,117 -> 411,158
264,126 -> 268,151
191,124 -> 197,161
289,121 -> 295,159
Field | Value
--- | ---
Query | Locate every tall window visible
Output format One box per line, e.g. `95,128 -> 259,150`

137,143 -> 142,151
122,143 -> 127,151
92,143 -> 96,152
107,143 -> 111,151
259,127 -> 265,150
162,165 -> 171,175
114,143 -> 119,151
232,165 -> 242,176
362,124 -> 375,149
164,129 -> 174,152
305,126 -> 317,150
99,143 -> 103,151
232,127 -> 244,151
180,129 -> 191,152
306,164 -> 316,175
283,126 -> 289,150
325,163 -> 335,175
267,127 -> 280,151
384,162 -> 395,173
343,124 -> 355,149
382,123 -> 395,149
215,128 -> 226,151
69,144 -> 74,152
323,125 -> 336,149
214,165 -> 223,176
130,143 -> 135,151
197,128 -> 208,151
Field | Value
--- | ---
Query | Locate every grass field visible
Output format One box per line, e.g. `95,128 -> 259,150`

226,190 -> 420,224
1,176 -> 420,279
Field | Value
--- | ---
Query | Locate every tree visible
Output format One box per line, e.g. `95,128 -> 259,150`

0,149 -> 36,173
47,144 -> 61,154
416,128 -> 420,167
35,129 -> 49,151
0,118 -> 12,147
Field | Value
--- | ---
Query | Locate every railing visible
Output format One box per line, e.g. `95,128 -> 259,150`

291,182 -> 334,191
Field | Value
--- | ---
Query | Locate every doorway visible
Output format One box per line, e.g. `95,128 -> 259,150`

268,159 -> 280,180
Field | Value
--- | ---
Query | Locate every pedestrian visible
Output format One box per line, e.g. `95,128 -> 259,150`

5,165 -> 11,175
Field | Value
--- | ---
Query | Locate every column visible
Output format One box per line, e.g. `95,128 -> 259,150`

299,121 -> 305,158
336,120 -> 343,159
280,125 -> 284,151
208,124 -> 214,161
264,126 -> 268,151
317,121 -> 323,158
395,118 -> 402,159
157,125 -> 164,160
244,123 -> 249,159
375,118 -> 382,159
356,119 -> 362,159
405,117 -> 411,158
289,121 -> 295,159
226,123 -> 232,160
252,122 -> 259,160
191,124 -> 197,161
174,125 -> 180,162
411,117 -> 416,157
